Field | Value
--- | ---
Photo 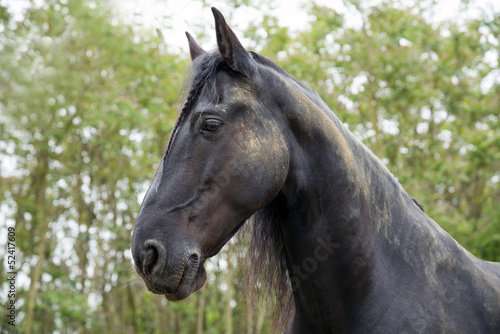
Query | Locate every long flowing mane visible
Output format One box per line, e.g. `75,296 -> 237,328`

244,202 -> 294,331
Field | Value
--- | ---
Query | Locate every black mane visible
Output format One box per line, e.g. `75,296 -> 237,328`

243,202 -> 294,331
162,52 -> 222,164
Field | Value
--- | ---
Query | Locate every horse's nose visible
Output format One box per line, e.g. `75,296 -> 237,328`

141,239 -> 167,277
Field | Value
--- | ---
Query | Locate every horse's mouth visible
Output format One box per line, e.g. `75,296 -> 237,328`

165,263 -> 207,301
140,256 -> 207,302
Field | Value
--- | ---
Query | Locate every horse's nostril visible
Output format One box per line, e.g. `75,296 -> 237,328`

143,239 -> 167,277
143,247 -> 157,276
187,253 -> 200,268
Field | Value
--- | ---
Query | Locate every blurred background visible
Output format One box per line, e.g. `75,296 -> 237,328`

0,0 -> 499,333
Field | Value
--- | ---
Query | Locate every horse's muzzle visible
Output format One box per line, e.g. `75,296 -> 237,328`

133,238 -> 206,301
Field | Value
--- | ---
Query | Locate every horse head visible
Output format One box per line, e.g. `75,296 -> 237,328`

131,8 -> 289,302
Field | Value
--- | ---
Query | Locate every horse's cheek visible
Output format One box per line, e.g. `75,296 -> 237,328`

236,140 -> 287,209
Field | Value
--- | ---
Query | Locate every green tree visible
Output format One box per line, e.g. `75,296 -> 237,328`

0,0 -> 186,332
0,0 -> 498,333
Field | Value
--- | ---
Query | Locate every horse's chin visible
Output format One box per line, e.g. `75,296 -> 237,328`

164,265 -> 207,302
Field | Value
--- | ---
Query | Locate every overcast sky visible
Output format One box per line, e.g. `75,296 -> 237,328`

3,0 -> 499,52
112,0 -> 500,52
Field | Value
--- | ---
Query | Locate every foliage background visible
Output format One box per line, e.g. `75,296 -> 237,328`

0,0 -> 499,333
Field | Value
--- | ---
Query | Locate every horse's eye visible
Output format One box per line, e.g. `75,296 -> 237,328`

201,119 -> 222,133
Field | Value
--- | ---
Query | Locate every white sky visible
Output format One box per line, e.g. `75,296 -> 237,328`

112,0 -> 500,53
2,0 -> 499,52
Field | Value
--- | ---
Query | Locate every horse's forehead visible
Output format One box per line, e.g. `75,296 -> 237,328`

198,72 -> 255,108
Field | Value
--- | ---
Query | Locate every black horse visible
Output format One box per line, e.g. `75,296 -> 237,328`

132,8 -> 500,333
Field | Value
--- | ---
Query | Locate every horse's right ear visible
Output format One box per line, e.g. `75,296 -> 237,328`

185,32 -> 206,61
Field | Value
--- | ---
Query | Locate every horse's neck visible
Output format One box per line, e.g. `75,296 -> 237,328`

269,74 -> 500,332
279,90 -> 412,249
275,87 -> 450,329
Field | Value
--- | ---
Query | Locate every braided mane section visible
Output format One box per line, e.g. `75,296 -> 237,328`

159,52 -> 222,169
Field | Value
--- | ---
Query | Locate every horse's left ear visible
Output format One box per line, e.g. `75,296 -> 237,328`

186,32 -> 206,61
212,7 -> 257,78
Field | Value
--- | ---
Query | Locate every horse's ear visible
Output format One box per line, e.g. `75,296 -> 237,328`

212,7 -> 257,77
186,32 -> 206,61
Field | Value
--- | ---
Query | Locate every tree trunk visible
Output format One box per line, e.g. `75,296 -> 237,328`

26,153 -> 49,334
25,219 -> 48,334
225,250 -> 234,334
126,283 -> 138,333
196,289 -> 205,334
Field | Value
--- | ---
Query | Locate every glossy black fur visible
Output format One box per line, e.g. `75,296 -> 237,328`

132,8 -> 500,333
